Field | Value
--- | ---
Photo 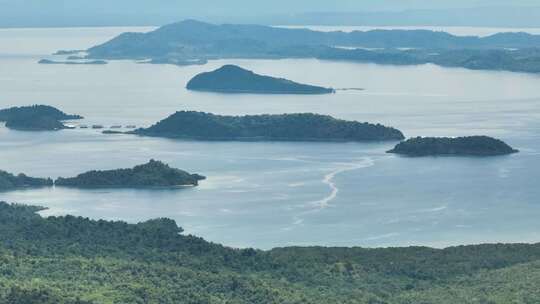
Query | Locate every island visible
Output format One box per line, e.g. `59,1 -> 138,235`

53,50 -> 84,55
387,136 -> 519,156
186,65 -> 334,94
142,57 -> 208,66
39,59 -> 108,65
80,19 -> 540,74
0,170 -> 53,191
0,105 -> 82,131
133,111 -> 405,142
55,160 -> 206,188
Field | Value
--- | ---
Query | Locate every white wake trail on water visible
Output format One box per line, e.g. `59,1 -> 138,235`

310,157 -> 375,210
281,157 -> 375,232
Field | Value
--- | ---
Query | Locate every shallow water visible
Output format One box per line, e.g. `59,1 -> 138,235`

0,27 -> 540,249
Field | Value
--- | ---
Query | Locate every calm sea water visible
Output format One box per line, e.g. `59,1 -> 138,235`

0,27 -> 540,249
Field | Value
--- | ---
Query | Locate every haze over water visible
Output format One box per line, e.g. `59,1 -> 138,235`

1,26 -> 540,249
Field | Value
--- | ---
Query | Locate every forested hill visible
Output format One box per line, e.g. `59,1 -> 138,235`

2,201 -> 540,303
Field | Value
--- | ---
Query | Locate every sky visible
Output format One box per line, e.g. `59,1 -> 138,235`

0,0 -> 539,27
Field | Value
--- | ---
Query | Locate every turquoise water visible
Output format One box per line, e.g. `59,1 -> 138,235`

0,27 -> 539,249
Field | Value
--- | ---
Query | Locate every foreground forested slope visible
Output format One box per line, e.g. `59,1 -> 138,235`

0,202 -> 539,304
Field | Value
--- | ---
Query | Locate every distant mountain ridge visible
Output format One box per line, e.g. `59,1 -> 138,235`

81,20 -> 540,74
87,19 -> 540,61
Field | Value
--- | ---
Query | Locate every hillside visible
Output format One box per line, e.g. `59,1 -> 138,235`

1,201 -> 540,303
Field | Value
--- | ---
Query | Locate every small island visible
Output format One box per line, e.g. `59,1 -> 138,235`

53,50 -> 84,55
387,136 -> 519,156
186,65 -> 335,94
142,58 -> 208,66
133,111 -> 405,141
0,105 -> 82,131
0,170 -> 53,191
39,59 -> 108,65
55,160 -> 206,188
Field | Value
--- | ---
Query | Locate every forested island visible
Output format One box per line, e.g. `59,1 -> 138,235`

388,136 -> 519,156
0,170 -> 53,191
79,19 -> 540,74
1,201 -> 540,303
0,105 -> 82,131
55,160 -> 205,188
187,65 -> 334,94
133,111 -> 405,141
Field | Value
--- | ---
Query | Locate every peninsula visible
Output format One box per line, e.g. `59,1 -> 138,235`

0,105 -> 82,131
133,111 -> 405,141
55,160 -> 206,188
0,170 -> 53,191
387,136 -> 519,156
186,65 -> 334,94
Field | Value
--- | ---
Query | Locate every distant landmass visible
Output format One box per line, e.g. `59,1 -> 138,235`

0,170 -> 52,191
55,160 -> 206,188
187,65 -> 334,94
0,105 -> 82,131
388,136 -> 519,156
80,20 -> 540,74
133,111 -> 404,142
39,59 -> 108,65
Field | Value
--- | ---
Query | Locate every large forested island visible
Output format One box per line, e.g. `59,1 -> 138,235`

1,201 -> 540,303
79,19 -> 540,74
388,136 -> 519,156
186,65 -> 334,94
133,111 -> 405,141
0,105 -> 82,131
55,160 -> 205,188
0,170 -> 53,191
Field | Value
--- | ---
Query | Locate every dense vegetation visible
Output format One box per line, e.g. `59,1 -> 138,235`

55,160 -> 205,188
187,65 -> 334,94
1,201 -> 540,303
0,105 -> 82,131
0,170 -> 52,191
134,111 -> 405,141
388,136 -> 519,156
81,19 -> 540,74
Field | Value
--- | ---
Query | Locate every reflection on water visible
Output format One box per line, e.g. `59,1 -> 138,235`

0,27 -> 540,249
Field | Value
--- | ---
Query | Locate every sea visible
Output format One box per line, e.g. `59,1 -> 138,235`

0,25 -> 539,249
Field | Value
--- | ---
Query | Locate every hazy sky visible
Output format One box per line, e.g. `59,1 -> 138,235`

2,0 -> 539,14
0,0 -> 539,27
